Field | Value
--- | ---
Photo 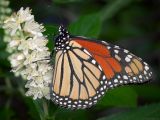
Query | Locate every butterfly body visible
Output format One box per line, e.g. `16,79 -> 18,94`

51,25 -> 152,109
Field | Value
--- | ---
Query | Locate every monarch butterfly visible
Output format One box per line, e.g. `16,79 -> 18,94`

51,25 -> 152,109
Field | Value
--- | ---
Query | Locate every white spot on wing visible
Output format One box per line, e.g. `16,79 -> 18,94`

145,66 -> 149,70
103,75 -> 106,80
101,92 -> 105,95
100,88 -> 103,91
124,49 -> 129,53
107,46 -> 111,49
144,71 -> 147,75
91,60 -> 96,64
108,81 -> 112,85
123,75 -> 128,79
117,75 -> 121,78
139,75 -> 142,78
125,57 -> 131,62
85,101 -> 88,104
84,49 -> 91,56
114,45 -> 120,48
102,41 -> 108,45
127,55 -> 132,58
66,46 -> 70,49
114,50 -> 119,54
98,65 -> 102,71
114,79 -> 118,83
120,80 -> 123,83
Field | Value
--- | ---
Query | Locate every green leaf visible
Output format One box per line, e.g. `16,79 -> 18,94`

33,99 -> 46,120
23,98 -> 41,120
68,0 -> 133,38
133,85 -> 160,101
54,109 -> 89,120
103,22 -> 144,40
44,25 -> 58,40
44,24 -> 57,50
0,28 -> 6,50
53,0 -> 83,4
97,86 -> 138,108
99,0 -> 133,21
98,103 -> 160,120
69,13 -> 102,38
0,100 -> 15,120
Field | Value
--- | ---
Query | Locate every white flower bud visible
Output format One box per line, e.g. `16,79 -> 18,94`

17,7 -> 34,23
3,7 -> 53,100
17,54 -> 25,60
9,40 -> 20,47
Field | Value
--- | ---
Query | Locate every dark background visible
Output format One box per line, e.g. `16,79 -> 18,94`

0,0 -> 160,120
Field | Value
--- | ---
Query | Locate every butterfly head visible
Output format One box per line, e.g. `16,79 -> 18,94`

55,25 -> 70,52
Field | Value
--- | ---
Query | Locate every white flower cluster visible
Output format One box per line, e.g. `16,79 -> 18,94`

0,0 -> 11,27
3,7 -> 53,100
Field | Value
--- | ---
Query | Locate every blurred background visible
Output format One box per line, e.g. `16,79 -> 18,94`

0,0 -> 160,120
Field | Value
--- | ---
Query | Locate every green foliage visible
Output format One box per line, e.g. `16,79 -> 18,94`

24,98 -> 41,120
99,0 -> 133,21
0,100 -> 15,120
0,29 -> 8,60
97,87 -> 138,108
98,103 -> 160,120
54,109 -> 90,120
133,85 -> 160,100
44,25 -> 58,50
0,28 -> 10,78
69,0 -> 133,38
54,0 -> 83,4
69,13 -> 102,38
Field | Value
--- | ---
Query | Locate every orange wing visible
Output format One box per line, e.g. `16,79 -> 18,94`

74,38 -> 122,80
72,37 -> 152,86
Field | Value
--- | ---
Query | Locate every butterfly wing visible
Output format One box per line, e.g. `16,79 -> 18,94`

73,37 -> 152,87
100,40 -> 152,85
51,40 -> 107,109
51,36 -> 152,109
